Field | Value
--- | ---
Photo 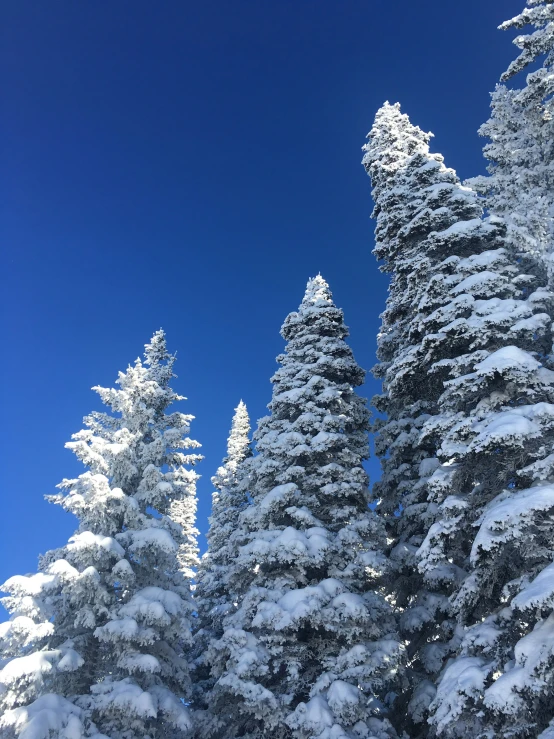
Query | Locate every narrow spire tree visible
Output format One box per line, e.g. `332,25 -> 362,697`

206,276 -> 402,739
193,401 -> 252,731
0,331 -> 202,739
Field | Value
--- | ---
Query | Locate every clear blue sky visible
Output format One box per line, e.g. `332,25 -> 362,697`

1,0 -> 522,586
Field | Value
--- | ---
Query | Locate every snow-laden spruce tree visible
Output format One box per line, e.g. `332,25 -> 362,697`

362,101 -> 506,735
193,401 -> 252,731
205,276 -> 402,739
0,330 -> 202,739
363,102 -> 554,737
468,1 -> 554,263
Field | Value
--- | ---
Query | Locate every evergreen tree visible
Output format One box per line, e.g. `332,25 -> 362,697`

193,401 -> 252,732
205,276 -> 402,739
362,101 -> 503,735
364,102 -> 554,737
0,331 -> 202,739
468,1 -> 554,263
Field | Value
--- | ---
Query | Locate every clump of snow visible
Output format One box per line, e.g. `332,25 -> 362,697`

512,562 -> 554,612
475,346 -> 541,375
430,657 -> 491,734
472,484 -> 554,563
485,613 -> 554,714
0,693 -> 99,739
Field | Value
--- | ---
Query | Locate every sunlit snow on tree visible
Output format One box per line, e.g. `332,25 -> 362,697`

0,331 -> 202,739
364,98 -> 554,738
193,401 -> 252,735
204,276 -> 403,739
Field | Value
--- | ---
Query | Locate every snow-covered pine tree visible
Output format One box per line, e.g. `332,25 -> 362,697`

0,330 -> 202,739
193,401 -> 252,732
204,276 -> 402,739
467,1 -> 554,264
363,102 -> 554,737
361,101 -> 505,735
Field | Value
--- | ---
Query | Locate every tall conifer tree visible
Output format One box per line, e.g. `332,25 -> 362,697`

362,102 -> 502,734
0,331 -> 202,739
206,276 -> 402,739
364,102 -> 554,738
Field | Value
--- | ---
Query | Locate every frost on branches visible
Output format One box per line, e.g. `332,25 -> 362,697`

0,331 -> 202,739
500,0 -> 554,105
364,101 -> 554,737
206,277 -> 402,739
362,101 -> 503,735
468,1 -> 554,265
193,401 -> 252,731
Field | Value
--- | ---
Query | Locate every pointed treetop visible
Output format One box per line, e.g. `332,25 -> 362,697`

300,274 -> 333,308
144,328 -> 169,364
143,328 -> 175,386
225,400 -> 251,467
361,101 -> 467,268
362,101 -> 434,173
232,400 -> 249,429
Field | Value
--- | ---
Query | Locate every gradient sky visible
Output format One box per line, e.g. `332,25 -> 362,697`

1,0 -> 523,588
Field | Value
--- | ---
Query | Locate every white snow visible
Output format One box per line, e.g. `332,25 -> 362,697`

485,613 -> 554,713
0,694 -> 96,739
512,562 -> 554,612
67,531 -> 124,557
474,345 -> 541,375
431,657 -> 491,733
472,484 -> 554,563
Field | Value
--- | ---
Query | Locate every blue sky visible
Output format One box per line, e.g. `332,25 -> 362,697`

1,0 -> 522,586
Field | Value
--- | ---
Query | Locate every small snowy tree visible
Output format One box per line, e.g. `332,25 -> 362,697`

468,1 -> 554,264
205,276 -> 402,739
0,331 -> 202,739
193,401 -> 252,731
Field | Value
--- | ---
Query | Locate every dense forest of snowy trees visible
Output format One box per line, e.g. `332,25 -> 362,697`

1,2 -> 553,737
